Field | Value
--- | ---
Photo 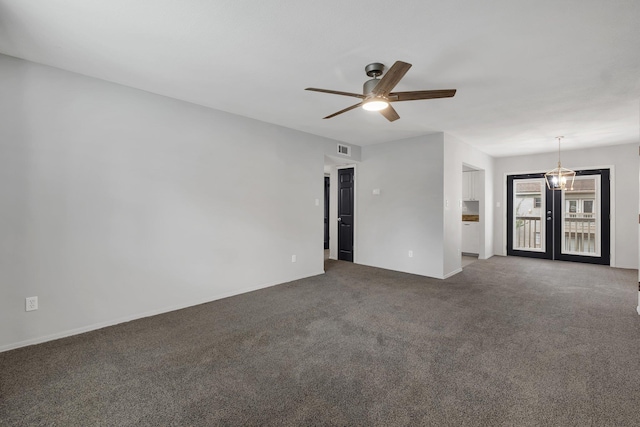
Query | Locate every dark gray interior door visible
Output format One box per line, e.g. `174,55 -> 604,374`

337,168 -> 354,262
324,176 -> 329,250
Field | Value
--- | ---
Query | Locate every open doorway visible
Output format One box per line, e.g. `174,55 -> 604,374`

461,164 -> 484,268
324,157 -> 356,263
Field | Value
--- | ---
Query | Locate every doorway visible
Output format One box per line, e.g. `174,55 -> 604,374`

461,164 -> 482,266
506,169 -> 610,265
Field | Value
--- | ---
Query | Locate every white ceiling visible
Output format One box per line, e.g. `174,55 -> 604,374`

0,0 -> 638,157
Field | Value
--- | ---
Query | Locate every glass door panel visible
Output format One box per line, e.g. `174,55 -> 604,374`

507,174 -> 552,259
555,169 -> 609,265
561,175 -> 600,257
513,178 -> 546,252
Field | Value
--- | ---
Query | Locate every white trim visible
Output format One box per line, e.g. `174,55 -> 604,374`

443,268 -> 463,279
0,270 -> 324,353
502,172 -> 508,256
608,166 -> 616,267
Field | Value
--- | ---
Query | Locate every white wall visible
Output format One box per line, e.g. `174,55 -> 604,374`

443,134 -> 495,277
0,55 -> 331,351
493,143 -> 638,269
356,134 -> 445,278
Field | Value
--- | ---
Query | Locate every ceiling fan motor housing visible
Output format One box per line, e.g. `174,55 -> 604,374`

364,63 -> 386,96
363,78 -> 381,95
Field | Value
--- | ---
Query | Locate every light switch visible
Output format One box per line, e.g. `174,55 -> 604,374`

372,188 -> 380,195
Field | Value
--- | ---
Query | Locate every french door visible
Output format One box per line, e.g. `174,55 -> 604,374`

507,169 -> 610,265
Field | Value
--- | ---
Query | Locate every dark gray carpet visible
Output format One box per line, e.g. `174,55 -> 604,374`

1,256 -> 639,426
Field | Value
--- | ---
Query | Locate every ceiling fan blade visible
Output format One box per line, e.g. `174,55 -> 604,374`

389,89 -> 457,101
379,105 -> 400,122
323,102 -> 363,119
306,88 -> 365,99
372,61 -> 412,96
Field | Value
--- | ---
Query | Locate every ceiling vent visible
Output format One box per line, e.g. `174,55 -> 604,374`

337,144 -> 351,157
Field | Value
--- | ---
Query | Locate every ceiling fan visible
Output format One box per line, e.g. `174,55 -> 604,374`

305,61 -> 456,122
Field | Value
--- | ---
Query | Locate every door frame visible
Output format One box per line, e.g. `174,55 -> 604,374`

502,165 -> 615,266
462,163 -> 486,260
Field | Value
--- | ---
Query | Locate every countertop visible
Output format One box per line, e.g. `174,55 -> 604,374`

462,215 -> 479,222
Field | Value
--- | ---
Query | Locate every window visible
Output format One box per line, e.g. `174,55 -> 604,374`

583,200 -> 594,213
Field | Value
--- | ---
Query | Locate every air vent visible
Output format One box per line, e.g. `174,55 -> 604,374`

337,144 -> 351,157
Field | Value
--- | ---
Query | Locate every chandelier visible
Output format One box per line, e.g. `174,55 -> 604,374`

544,136 -> 575,191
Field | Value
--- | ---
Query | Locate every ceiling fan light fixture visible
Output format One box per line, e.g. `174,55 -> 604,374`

362,97 -> 389,111
305,60 -> 457,121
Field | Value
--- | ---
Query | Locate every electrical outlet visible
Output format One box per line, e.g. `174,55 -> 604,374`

291,255 -> 297,263
26,296 -> 38,312
408,250 -> 413,258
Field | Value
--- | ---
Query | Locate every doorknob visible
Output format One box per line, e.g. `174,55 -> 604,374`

337,217 -> 342,222
547,211 -> 552,215
547,217 -> 552,221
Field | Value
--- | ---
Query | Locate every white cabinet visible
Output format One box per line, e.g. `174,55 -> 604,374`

461,221 -> 480,254
462,171 -> 480,201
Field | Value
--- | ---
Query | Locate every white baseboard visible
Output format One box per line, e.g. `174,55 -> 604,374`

443,268 -> 463,279
0,270 -> 325,353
